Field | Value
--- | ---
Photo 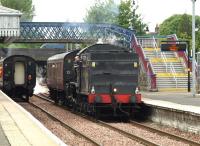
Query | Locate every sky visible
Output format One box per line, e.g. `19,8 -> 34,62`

32,0 -> 200,32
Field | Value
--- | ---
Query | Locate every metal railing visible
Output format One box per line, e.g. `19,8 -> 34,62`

152,36 -> 159,57
132,35 -> 157,91
170,62 -> 178,88
152,36 -> 169,72
136,39 -> 147,59
16,22 -> 134,47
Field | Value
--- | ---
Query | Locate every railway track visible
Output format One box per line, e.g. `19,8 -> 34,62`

28,96 -> 101,146
34,93 -> 200,146
129,120 -> 200,146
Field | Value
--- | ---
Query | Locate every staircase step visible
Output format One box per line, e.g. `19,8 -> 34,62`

144,48 -> 160,51
140,43 -> 189,92
158,88 -> 188,92
156,73 -> 187,77
151,58 -> 180,63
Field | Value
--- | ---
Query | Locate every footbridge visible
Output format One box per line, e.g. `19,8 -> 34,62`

12,22 -> 135,48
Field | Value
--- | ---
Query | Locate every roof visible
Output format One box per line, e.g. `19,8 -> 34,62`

0,5 -> 22,16
48,49 -> 80,61
1,48 -> 66,61
2,55 -> 35,62
77,44 -> 128,56
48,52 -> 70,61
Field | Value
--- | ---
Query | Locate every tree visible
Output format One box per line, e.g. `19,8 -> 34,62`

84,0 -> 118,24
0,0 -> 35,21
159,14 -> 200,51
84,0 -> 147,35
117,0 -> 147,35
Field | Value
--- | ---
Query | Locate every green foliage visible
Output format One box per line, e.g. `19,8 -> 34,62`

159,14 -> 200,51
84,0 -> 118,24
0,43 -> 42,49
117,0 -> 147,35
0,0 -> 35,21
84,0 -> 147,35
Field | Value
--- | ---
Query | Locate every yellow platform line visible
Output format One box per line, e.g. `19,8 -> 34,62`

151,58 -> 180,63
159,88 -> 188,92
157,73 -> 187,77
144,48 -> 160,51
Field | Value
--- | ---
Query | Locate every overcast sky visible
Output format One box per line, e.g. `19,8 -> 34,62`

32,0 -> 200,31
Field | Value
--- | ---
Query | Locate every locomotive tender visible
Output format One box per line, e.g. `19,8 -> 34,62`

0,55 -> 36,101
47,44 -> 141,117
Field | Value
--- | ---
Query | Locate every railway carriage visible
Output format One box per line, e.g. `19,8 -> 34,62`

0,55 -> 36,101
47,49 -> 80,103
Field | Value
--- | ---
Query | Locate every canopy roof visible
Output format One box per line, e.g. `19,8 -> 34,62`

0,5 -> 22,16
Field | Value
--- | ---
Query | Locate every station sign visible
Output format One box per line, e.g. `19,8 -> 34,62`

161,44 -> 187,51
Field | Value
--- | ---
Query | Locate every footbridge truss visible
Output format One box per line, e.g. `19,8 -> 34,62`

14,22 -> 134,48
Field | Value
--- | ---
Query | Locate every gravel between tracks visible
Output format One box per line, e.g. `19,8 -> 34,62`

20,103 -> 94,146
30,96 -> 143,146
109,122 -> 190,146
29,95 -> 200,146
145,122 -> 200,143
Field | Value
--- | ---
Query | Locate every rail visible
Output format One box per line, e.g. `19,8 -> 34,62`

36,93 -> 200,146
32,94 -> 101,146
35,94 -> 159,146
130,120 -> 200,146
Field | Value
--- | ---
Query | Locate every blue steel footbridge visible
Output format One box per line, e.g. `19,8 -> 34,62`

13,22 -> 135,48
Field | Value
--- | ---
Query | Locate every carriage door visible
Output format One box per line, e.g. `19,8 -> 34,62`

14,62 -> 25,85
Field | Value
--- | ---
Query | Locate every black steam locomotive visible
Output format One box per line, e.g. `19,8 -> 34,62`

47,44 -> 141,117
0,55 -> 36,101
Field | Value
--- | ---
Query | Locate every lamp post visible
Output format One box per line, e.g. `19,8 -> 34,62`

192,0 -> 196,96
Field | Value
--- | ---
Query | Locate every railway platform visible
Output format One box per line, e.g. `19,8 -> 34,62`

142,92 -> 200,133
0,90 -> 66,146
142,92 -> 200,114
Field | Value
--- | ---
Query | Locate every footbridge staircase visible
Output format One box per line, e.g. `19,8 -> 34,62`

134,35 -> 190,92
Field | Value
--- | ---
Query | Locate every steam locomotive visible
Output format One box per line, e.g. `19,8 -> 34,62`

47,44 -> 141,117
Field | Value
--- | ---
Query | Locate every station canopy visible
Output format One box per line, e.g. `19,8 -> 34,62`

0,5 -> 22,38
